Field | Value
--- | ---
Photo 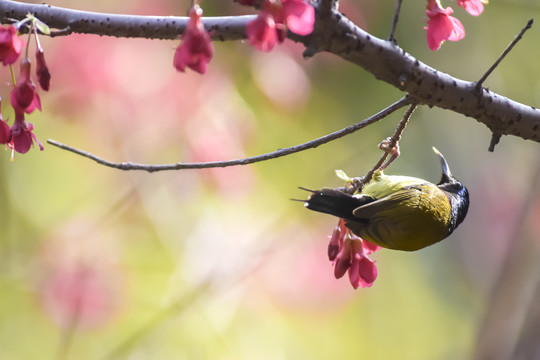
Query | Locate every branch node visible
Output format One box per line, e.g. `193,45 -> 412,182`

50,26 -> 72,37
488,132 -> 502,152
303,45 -> 319,59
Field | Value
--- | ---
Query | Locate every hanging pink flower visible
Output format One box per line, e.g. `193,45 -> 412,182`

10,59 -> 42,114
246,0 -> 314,51
8,110 -> 43,154
173,4 -> 214,74
246,11 -> 279,52
425,0 -> 465,51
329,219 -> 380,289
456,0 -> 488,16
0,25 -> 24,66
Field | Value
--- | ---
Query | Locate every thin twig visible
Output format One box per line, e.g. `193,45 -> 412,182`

387,0 -> 403,43
476,19 -> 533,90
388,103 -> 415,146
349,103 -> 417,192
47,96 -> 411,173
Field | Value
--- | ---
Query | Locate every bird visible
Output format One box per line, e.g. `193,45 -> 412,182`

303,148 -> 469,251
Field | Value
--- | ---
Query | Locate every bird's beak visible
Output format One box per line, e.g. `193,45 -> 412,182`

432,147 -> 452,178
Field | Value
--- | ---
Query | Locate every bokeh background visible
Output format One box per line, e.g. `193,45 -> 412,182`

1,0 -> 540,359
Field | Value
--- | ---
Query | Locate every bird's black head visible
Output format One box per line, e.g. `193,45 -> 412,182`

433,148 -> 470,234
438,179 -> 469,233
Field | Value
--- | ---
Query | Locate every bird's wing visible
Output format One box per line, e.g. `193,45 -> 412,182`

351,186 -> 423,220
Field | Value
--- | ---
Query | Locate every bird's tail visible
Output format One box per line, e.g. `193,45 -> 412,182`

301,188 -> 373,221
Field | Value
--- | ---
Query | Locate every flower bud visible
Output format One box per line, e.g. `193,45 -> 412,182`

35,48 -> 51,91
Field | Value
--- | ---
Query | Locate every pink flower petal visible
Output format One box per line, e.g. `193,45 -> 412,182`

247,12 -> 278,52
11,129 -> 33,154
282,0 -> 315,36
457,0 -> 485,16
349,257 -> 378,289
425,7 -> 465,51
362,239 -> 381,255
0,26 -> 24,66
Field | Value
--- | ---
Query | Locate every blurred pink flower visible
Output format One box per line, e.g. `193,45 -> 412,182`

425,0 -> 465,51
35,48 -> 51,91
0,25 -> 23,66
330,219 -> 380,289
173,4 -> 214,74
246,0 -> 314,51
456,0 -> 487,16
10,59 -> 42,114
42,264 -> 117,330
38,224 -> 124,330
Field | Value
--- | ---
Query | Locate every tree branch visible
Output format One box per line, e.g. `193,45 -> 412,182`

1,0 -> 539,146
0,0 -> 253,40
304,10 -> 540,146
46,96 -> 411,172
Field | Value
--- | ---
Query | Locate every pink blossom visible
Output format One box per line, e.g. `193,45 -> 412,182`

246,0 -> 314,51
425,0 -> 465,51
173,5 -> 214,74
8,110 -> 43,154
0,25 -> 23,66
246,11 -> 279,52
35,48 -> 51,91
10,59 -> 42,114
348,239 -> 378,289
281,0 -> 315,36
456,0 -> 488,16
329,219 -> 380,289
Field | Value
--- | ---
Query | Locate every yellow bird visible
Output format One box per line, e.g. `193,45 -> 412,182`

303,148 -> 469,251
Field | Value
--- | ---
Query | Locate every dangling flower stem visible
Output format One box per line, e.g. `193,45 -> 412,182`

9,64 -> 16,85
24,20 -> 34,59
